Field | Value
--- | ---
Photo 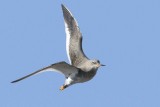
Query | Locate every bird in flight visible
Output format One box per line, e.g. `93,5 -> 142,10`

11,4 -> 105,90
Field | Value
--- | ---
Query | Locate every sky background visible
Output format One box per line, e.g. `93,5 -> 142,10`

0,0 -> 160,107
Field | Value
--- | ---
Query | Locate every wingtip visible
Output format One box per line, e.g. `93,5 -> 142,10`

11,77 -> 24,83
11,81 -> 16,83
11,79 -> 19,83
61,4 -> 65,9
61,4 -> 69,12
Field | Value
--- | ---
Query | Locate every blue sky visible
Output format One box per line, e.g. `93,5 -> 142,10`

0,0 -> 160,107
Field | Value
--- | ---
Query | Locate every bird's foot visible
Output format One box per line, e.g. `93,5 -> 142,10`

59,85 -> 67,91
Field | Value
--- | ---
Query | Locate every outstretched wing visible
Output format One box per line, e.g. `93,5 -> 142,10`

11,61 -> 78,83
61,4 -> 88,67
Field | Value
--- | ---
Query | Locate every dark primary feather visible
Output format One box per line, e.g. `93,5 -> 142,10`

11,65 -> 51,83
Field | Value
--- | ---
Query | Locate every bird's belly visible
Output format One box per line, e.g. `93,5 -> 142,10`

75,72 -> 96,83
75,77 -> 89,83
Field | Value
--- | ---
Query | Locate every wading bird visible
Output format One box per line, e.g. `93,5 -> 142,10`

11,4 -> 105,90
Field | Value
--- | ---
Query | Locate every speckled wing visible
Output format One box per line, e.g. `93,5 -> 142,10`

61,4 -> 88,67
11,61 -> 78,83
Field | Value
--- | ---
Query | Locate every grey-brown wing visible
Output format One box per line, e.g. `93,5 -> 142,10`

11,61 -> 78,83
61,4 -> 88,67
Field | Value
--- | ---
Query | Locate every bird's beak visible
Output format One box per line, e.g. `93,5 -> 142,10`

100,64 -> 106,66
98,64 -> 106,67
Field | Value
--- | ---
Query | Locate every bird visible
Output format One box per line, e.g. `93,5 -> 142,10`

11,4 -> 105,91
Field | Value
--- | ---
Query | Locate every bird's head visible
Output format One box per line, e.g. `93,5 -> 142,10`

79,59 -> 105,72
90,59 -> 105,70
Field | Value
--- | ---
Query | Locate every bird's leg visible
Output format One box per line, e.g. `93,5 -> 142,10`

60,85 -> 68,91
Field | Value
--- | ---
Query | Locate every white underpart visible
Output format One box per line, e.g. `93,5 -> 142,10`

65,77 -> 74,85
65,22 -> 71,64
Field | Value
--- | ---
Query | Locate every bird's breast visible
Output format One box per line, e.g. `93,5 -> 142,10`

75,69 -> 97,83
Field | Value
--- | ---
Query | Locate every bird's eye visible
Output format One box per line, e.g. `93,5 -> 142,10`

92,61 -> 97,64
